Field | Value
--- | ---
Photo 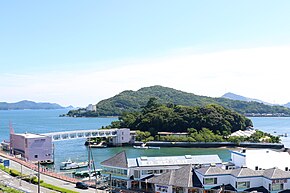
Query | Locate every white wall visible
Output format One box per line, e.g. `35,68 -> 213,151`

116,128 -> 131,143
245,150 -> 290,171
231,151 -> 246,168
26,136 -> 53,162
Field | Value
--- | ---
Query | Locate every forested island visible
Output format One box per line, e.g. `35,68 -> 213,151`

0,100 -> 65,110
66,85 -> 290,117
107,98 -> 280,144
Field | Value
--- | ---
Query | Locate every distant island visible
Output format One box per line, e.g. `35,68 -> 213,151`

66,85 -> 290,117
221,92 -> 273,105
0,100 -> 65,110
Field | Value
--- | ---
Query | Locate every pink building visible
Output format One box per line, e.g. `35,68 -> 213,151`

10,133 -> 53,163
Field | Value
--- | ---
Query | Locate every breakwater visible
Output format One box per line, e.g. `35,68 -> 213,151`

138,141 -> 284,149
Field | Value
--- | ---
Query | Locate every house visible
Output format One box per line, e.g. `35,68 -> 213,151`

10,133 -> 53,163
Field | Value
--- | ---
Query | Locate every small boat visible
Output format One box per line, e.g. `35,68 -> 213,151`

133,145 -> 148,149
60,159 -> 88,170
133,143 -> 160,149
89,141 -> 107,148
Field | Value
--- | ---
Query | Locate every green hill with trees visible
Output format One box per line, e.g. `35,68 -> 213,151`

109,98 -> 280,143
66,85 -> 290,117
111,98 -> 252,135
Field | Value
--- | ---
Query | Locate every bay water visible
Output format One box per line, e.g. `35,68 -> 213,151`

0,109 -> 289,172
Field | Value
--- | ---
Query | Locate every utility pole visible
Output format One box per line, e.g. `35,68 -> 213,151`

109,173 -> 112,193
20,163 -> 22,186
38,161 -> 40,193
88,142 -> 91,182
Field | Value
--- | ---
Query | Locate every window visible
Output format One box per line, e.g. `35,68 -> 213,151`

272,183 -> 283,191
204,178 -> 217,185
34,155 -> 38,158
133,170 -> 140,178
237,181 -> 250,189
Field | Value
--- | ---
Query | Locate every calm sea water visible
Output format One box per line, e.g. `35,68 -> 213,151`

1,110 -> 290,171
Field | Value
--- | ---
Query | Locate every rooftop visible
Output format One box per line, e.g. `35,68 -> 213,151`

198,166 -> 290,179
231,149 -> 290,170
132,154 -> 222,167
101,151 -> 222,168
14,133 -> 48,138
148,165 -> 195,188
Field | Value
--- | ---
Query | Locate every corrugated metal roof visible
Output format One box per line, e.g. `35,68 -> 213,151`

135,155 -> 222,167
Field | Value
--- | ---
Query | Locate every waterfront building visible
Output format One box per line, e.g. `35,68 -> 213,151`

100,151 -> 222,192
147,165 -> 290,193
107,128 -> 132,146
195,166 -> 290,193
230,149 -> 290,171
101,150 -> 290,193
10,133 -> 53,163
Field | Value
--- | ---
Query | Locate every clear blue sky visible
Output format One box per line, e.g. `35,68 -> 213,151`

1,1 -> 290,106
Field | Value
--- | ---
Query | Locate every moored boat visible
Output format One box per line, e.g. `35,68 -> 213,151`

133,143 -> 160,149
89,141 -> 107,148
60,159 -> 88,170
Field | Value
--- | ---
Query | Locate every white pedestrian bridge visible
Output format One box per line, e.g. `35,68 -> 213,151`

44,129 -> 119,142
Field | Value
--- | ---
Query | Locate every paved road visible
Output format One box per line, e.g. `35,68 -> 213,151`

0,169 -> 55,193
1,155 -> 107,193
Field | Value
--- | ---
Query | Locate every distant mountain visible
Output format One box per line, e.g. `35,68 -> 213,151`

284,103 -> 290,108
67,85 -> 290,117
0,100 -> 65,110
221,92 -> 273,105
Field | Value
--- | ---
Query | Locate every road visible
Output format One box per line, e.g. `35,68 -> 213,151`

0,169 -> 55,193
1,155 -> 107,193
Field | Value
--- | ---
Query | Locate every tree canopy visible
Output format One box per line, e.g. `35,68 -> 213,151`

111,98 -> 253,136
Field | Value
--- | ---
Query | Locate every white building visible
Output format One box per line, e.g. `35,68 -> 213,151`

10,133 -> 53,163
230,149 -> 290,171
108,129 -> 131,146
86,104 -> 97,111
195,166 -> 290,193
100,151 -> 222,192
229,129 -> 256,137
101,150 -> 290,193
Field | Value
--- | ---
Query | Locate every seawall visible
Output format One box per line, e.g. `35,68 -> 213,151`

136,141 -> 284,149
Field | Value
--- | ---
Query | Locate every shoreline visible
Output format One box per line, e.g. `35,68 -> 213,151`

134,141 -> 285,149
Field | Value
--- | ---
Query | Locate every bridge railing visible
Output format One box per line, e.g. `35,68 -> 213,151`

44,129 -> 118,141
